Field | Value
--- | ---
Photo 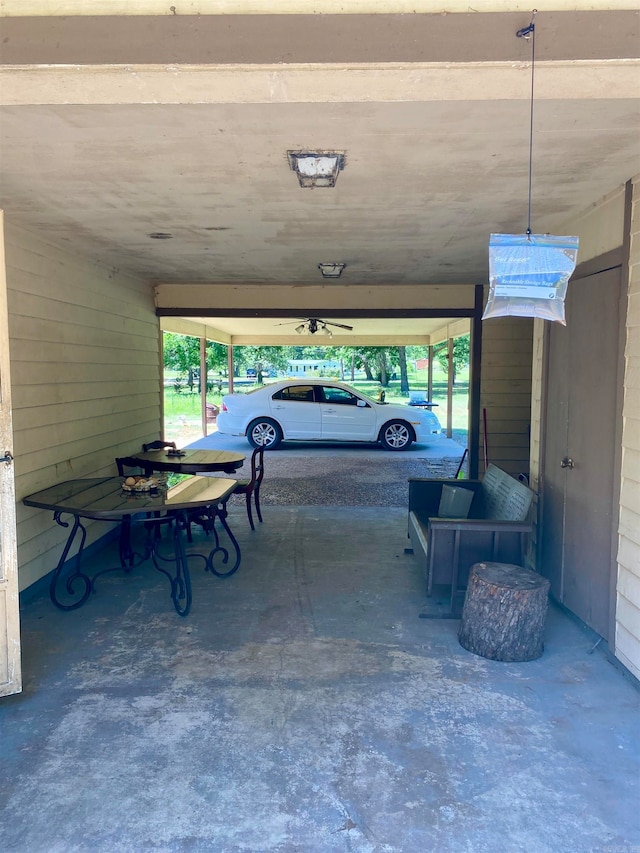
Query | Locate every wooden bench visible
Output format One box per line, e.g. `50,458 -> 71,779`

407,464 -> 535,614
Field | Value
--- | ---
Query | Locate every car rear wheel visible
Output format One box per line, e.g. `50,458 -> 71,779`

247,418 -> 282,449
380,420 -> 414,451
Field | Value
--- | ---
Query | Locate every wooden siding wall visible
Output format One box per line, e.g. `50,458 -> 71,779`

479,316 -> 533,478
617,177 -> 640,680
6,223 -> 160,591
528,318 -> 546,495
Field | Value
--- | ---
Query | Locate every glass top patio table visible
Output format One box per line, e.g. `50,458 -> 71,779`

23,476 -> 240,616
24,475 -> 238,518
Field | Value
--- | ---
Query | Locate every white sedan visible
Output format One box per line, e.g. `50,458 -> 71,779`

216,379 -> 442,451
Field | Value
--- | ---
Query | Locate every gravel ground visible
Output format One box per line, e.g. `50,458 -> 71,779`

227,452 -> 465,508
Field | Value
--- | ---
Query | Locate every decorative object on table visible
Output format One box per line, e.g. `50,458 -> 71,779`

484,11 -> 579,325
166,449 -> 186,458
232,446 -> 265,530
122,475 -> 164,493
142,440 -> 177,452
458,561 -> 550,661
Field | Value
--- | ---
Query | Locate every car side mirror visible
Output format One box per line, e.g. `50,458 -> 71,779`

356,399 -> 367,408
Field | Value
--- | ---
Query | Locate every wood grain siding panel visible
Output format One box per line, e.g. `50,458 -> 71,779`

5,223 -> 159,591
479,316 -> 533,477
617,177 -> 640,680
529,319 -> 545,495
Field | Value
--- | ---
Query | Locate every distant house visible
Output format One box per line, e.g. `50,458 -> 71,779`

286,359 -> 341,375
415,358 -> 430,370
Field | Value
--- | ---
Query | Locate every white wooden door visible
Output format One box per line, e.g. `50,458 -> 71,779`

0,211 -> 22,696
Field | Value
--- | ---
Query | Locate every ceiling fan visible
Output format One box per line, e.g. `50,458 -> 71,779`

275,318 -> 354,337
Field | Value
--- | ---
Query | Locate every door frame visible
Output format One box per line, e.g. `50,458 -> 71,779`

0,210 -> 22,697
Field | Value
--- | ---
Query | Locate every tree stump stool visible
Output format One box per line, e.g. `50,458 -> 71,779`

458,562 -> 550,661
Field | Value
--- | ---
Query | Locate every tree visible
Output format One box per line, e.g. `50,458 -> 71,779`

432,334 -> 470,385
233,346 -> 292,383
163,333 -> 228,389
331,346 -> 399,386
398,346 -> 409,393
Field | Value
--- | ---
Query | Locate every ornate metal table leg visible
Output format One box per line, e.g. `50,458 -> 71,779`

151,512 -> 202,617
205,500 -> 241,578
118,514 -> 155,569
49,512 -> 92,610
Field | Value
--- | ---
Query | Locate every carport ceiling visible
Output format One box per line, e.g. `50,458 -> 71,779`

0,9 -> 639,298
2,99 -> 638,288
161,315 -> 471,347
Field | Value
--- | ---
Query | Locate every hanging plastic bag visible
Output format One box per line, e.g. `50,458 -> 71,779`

483,233 -> 579,325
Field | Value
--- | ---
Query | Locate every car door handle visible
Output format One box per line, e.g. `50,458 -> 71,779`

273,404 -> 285,410
323,407 -> 336,413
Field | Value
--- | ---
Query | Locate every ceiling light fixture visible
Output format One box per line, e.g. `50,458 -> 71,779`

287,150 -> 346,188
287,317 -> 353,336
318,262 -> 346,278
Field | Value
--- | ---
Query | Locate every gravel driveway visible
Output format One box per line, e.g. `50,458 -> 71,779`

230,450 -> 465,508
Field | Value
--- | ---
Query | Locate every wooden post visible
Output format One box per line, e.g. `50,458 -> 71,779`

458,562 -> 550,661
227,345 -> 234,394
446,336 -> 454,438
200,336 -> 207,437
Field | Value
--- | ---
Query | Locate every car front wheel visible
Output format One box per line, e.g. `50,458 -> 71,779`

247,418 -> 282,449
380,420 -> 414,451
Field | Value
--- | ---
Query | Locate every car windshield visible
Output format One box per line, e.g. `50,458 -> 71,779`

348,388 -> 382,405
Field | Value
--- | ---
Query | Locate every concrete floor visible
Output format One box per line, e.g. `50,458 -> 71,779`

2,500 -> 639,853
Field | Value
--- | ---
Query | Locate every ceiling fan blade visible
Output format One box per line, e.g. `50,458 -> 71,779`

324,321 -> 354,331
273,317 -> 354,332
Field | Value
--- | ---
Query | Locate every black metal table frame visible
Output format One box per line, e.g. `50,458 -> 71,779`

24,478 -> 242,618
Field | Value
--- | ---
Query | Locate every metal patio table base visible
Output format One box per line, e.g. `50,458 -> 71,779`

49,510 -> 195,617
23,476 -> 240,619
188,500 -> 242,579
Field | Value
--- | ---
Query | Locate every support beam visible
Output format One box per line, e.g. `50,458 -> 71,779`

227,346 -> 234,394
447,336 -> 454,439
200,336 -> 208,438
468,284 -> 484,479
